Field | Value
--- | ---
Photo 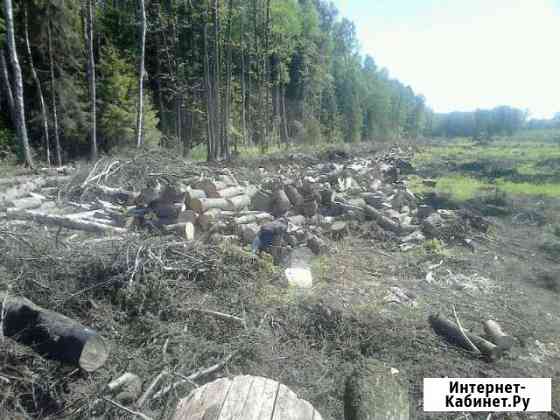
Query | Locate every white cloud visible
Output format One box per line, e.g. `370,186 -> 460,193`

354,0 -> 560,118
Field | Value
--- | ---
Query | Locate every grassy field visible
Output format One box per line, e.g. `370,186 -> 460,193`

411,129 -> 560,203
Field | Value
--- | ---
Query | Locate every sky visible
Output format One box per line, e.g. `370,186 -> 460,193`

331,0 -> 560,119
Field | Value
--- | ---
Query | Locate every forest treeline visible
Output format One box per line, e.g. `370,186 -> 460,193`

0,0 -> 430,168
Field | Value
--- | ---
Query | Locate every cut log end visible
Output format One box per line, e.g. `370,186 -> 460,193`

80,334 -> 110,372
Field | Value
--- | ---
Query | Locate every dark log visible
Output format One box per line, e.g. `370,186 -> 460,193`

307,234 -> 327,255
483,320 -> 514,351
250,189 -> 272,212
192,179 -> 228,198
162,222 -> 195,241
285,184 -> 304,207
1,292 -> 109,371
429,314 -> 501,360
271,189 -> 291,217
364,205 -> 401,234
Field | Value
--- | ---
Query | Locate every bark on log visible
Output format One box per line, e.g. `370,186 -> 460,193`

0,177 -> 66,204
91,185 -> 139,205
5,209 -> 127,234
215,186 -> 246,199
190,198 -> 230,214
162,222 -> 195,241
307,234 -> 327,255
287,215 -> 306,226
251,189 -> 272,212
192,180 -> 228,198
285,184 -> 303,208
178,210 -> 198,224
364,205 -> 401,234
483,320 -> 514,351
198,208 -> 222,230
2,196 -> 43,211
1,292 -> 108,371
185,189 -> 207,208
271,189 -> 291,217
227,194 -> 251,212
429,314 -> 501,360
234,212 -> 273,225
239,223 -> 259,244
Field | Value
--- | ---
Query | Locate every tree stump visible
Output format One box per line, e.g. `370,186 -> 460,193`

172,375 -> 323,420
344,359 -> 410,420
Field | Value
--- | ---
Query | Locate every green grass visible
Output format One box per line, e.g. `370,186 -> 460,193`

435,176 -> 489,201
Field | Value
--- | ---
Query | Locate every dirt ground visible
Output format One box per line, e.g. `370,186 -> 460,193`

0,142 -> 559,420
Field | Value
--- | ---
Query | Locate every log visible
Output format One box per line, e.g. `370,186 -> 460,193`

227,194 -> 251,212
429,314 -> 501,360
3,196 -> 43,210
198,209 -> 222,230
250,189 -> 272,212
271,189 -> 291,217
300,199 -> 318,217
483,320 -> 514,351
307,234 -> 327,255
159,183 -> 188,204
287,215 -> 306,226
239,223 -> 259,244
177,210 -> 198,224
1,292 -> 109,371
190,197 -> 230,214
91,184 -> 140,205
285,184 -> 304,208
364,205 -> 401,234
162,222 -> 195,241
172,375 -> 323,420
215,186 -> 246,199
234,212 -> 273,225
106,372 -> 143,404
185,189 -> 207,208
5,209 -> 127,234
192,179 -> 228,198
319,186 -> 336,207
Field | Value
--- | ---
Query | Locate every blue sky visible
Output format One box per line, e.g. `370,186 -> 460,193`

332,0 -> 560,118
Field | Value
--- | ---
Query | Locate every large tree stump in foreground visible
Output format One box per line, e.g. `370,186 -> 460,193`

173,375 -> 323,420
344,359 -> 410,420
1,293 -> 109,371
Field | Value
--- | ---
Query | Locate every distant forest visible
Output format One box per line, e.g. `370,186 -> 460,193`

0,0 -> 430,167
0,1 -> 558,168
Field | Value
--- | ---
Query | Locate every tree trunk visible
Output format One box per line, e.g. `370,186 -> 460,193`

85,0 -> 97,160
47,10 -> 63,167
135,0 -> 147,148
203,19 -> 215,161
222,0 -> 233,160
239,11 -> 246,151
2,0 -> 34,168
24,6 -> 51,167
212,0 -> 222,159
0,49 -> 15,123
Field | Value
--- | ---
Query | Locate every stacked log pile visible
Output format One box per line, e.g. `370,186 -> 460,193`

0,147 -> 489,256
